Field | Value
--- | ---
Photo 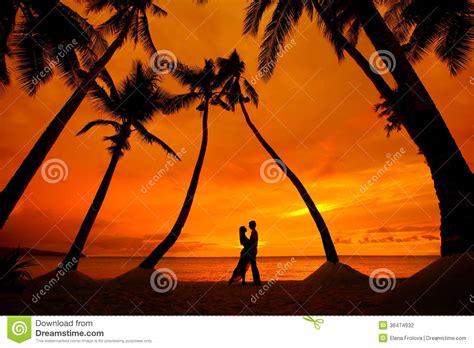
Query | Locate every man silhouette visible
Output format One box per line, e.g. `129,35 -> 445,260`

247,220 -> 262,285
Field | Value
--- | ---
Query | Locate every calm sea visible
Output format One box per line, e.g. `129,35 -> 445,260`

26,256 -> 437,281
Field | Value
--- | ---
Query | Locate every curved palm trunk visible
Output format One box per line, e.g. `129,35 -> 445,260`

60,149 -> 122,270
139,101 -> 210,269
240,99 -> 339,263
0,17 -> 131,229
352,0 -> 473,256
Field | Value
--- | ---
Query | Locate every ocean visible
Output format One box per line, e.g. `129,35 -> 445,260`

26,255 -> 437,281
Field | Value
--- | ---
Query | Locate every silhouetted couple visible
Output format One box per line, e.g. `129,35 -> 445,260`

228,220 -> 262,286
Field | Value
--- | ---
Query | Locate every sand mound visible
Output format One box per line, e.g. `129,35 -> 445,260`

303,262 -> 368,287
382,252 -> 474,314
29,270 -> 99,291
107,267 -> 156,289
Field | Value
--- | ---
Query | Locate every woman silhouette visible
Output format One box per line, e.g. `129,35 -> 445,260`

228,226 -> 251,285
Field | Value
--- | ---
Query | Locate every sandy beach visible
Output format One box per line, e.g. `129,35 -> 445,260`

1,253 -> 472,316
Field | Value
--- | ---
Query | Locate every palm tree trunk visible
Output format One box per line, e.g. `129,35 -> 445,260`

60,149 -> 122,270
139,100 -> 210,269
352,0 -> 473,256
0,16 -> 132,229
240,98 -> 339,263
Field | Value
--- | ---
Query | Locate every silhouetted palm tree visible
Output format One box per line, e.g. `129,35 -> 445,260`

139,59 -> 228,269
0,0 -> 19,88
1,0 -> 107,92
385,0 -> 473,75
61,62 -> 178,269
216,50 -> 339,262
0,0 -> 168,229
244,0 -> 473,256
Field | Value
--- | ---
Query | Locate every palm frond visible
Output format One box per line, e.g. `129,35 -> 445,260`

138,13 -> 157,55
150,4 -> 168,17
386,0 -> 473,75
210,95 -> 231,111
133,122 -> 180,159
11,19 -> 50,95
0,0 -> 18,88
258,0 -> 303,79
243,0 -> 275,35
171,61 -> 205,88
163,92 -> 201,114
435,11 -> 473,75
77,119 -> 122,136
243,78 -> 259,106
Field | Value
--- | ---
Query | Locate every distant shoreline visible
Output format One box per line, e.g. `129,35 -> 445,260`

0,247 -> 85,257
22,254 -> 439,258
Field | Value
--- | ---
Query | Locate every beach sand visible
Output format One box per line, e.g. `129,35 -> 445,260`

1,254 -> 472,315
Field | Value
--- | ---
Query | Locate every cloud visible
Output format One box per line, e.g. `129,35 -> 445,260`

334,237 -> 352,244
358,233 -> 438,244
366,225 -> 439,234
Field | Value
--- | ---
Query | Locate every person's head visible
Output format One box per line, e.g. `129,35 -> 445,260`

239,226 -> 247,246
249,220 -> 256,229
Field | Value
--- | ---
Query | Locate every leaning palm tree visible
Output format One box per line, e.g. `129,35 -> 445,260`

244,0 -> 473,256
216,50 -> 339,262
0,0 -> 168,229
61,62 -> 178,269
139,59 -> 228,269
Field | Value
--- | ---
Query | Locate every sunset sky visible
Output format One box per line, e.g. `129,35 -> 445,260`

1,0 -> 473,258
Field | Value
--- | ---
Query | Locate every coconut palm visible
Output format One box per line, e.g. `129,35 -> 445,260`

0,0 -> 168,229
216,50 -> 339,262
61,62 -> 178,269
139,59 -> 228,269
384,0 -> 473,76
244,0 -> 473,256
1,0 -> 107,92
0,0 -> 19,88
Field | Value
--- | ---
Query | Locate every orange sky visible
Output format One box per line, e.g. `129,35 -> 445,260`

1,0 -> 473,258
